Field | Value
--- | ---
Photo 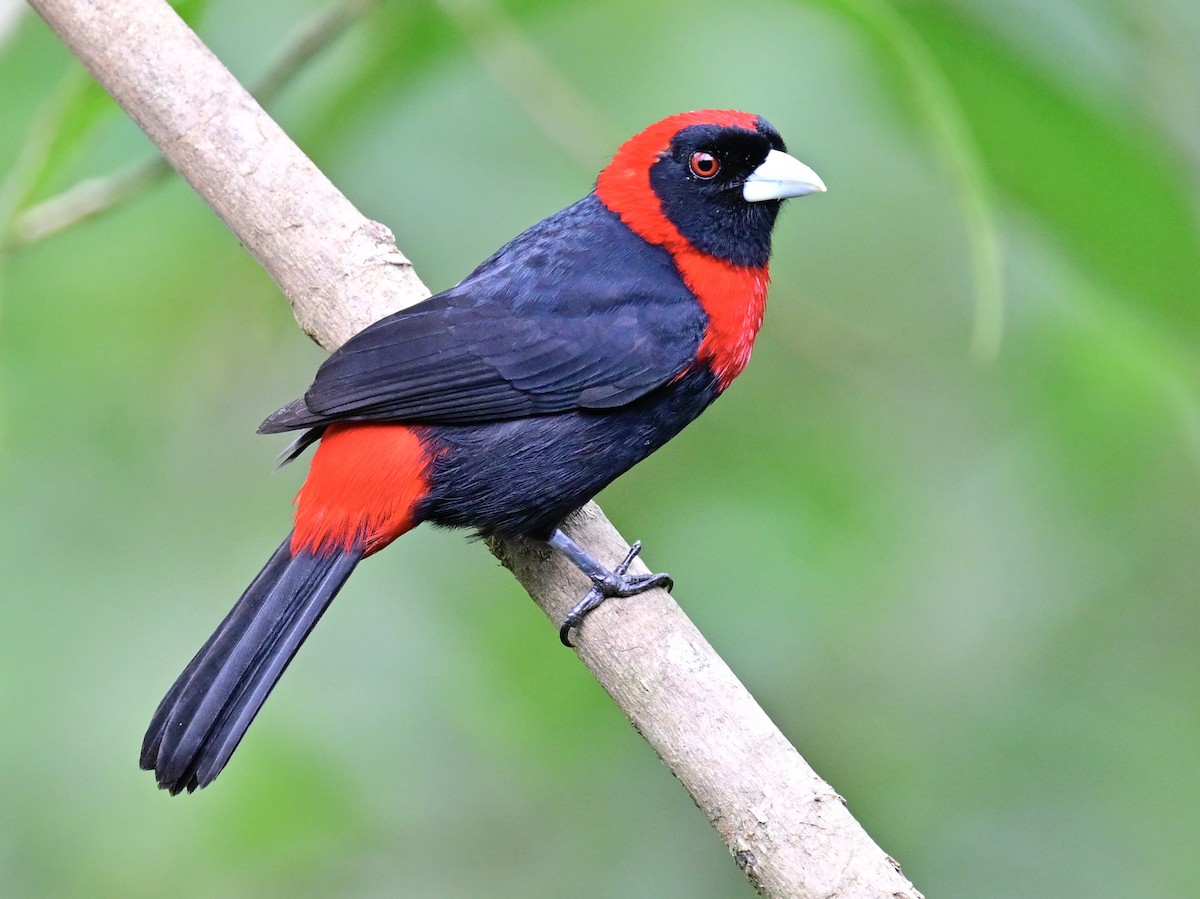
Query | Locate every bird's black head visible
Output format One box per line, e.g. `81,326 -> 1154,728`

651,119 -> 786,268
596,110 -> 825,269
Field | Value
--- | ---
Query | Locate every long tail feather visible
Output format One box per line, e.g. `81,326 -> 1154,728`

140,534 -> 363,794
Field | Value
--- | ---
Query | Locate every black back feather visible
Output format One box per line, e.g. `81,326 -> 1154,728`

259,195 -> 706,434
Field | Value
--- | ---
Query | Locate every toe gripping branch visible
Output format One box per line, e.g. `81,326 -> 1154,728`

548,529 -> 674,647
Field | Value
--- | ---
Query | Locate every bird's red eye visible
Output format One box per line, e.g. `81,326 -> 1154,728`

689,151 -> 720,179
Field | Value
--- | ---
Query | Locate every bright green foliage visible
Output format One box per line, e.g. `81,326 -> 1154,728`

2,1 -> 1198,897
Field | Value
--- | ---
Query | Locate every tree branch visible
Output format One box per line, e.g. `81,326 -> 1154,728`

27,1 -> 921,896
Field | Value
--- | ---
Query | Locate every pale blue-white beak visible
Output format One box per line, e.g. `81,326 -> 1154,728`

743,149 -> 827,202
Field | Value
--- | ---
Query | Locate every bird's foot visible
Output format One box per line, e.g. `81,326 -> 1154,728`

558,541 -> 673,646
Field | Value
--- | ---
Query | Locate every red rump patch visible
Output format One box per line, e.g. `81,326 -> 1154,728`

595,110 -> 769,390
292,423 -> 433,556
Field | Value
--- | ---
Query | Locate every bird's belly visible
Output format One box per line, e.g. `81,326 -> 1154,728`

418,367 -> 720,538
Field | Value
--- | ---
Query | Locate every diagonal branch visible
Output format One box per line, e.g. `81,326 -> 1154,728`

26,1 -> 921,896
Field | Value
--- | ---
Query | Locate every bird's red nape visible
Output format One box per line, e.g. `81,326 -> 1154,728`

593,110 -> 762,240
595,109 -> 769,389
291,422 -> 433,556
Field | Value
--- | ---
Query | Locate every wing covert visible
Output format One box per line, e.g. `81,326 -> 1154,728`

259,195 -> 707,434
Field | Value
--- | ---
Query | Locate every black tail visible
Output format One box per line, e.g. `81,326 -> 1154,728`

140,534 -> 363,794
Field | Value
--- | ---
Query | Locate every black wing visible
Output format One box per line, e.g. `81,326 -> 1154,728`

260,195 -> 707,433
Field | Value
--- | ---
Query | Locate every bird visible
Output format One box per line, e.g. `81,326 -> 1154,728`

140,109 -> 825,794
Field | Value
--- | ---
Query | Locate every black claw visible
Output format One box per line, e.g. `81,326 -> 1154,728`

558,540 -> 672,647
558,587 -> 606,646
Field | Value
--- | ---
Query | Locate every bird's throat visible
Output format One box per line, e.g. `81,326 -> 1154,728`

677,251 -> 768,390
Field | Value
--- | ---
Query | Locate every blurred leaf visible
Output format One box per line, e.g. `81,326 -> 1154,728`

172,0 -> 211,26
300,1 -> 462,157
252,0 -> 377,106
1,0 -> 209,227
8,0 -> 371,249
808,0 -> 1005,360
0,70 -> 110,245
901,1 -> 1200,336
20,75 -> 116,203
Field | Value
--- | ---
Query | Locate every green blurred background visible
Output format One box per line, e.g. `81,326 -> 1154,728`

3,0 -> 1198,896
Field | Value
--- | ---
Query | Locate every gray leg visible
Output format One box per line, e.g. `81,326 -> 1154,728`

548,529 -> 673,646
